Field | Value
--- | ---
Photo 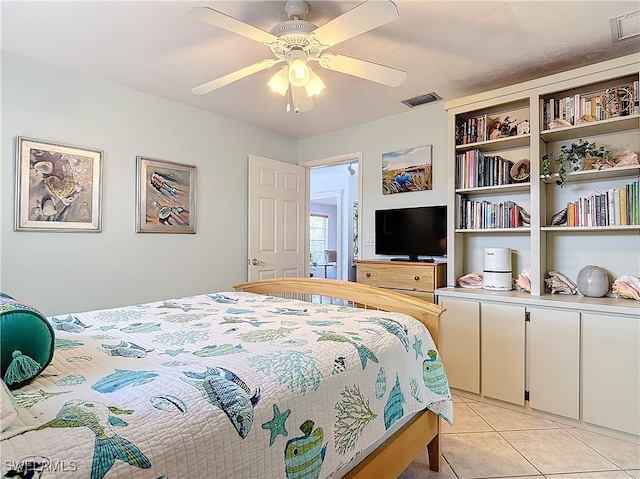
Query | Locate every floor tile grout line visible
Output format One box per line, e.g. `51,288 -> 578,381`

483,426 -> 575,433
441,453 -> 461,479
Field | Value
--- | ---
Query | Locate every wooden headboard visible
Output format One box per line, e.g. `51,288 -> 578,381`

233,277 -> 445,348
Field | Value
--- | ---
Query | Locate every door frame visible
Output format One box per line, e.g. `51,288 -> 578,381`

301,151 -> 363,281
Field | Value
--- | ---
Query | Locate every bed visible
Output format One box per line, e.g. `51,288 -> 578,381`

1,278 -> 452,479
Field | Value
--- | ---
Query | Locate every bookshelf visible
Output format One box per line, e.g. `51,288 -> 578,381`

539,74 -> 639,294
448,96 -> 532,285
443,54 -> 639,299
437,55 -> 639,436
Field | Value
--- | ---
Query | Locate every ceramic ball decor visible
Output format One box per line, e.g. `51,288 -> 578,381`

577,265 -> 610,297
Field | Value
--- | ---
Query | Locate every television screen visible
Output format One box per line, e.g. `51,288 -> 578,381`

375,205 -> 447,262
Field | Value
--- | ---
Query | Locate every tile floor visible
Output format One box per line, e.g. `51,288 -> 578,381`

399,395 -> 640,479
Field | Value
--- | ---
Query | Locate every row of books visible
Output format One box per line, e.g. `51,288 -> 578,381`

455,114 -> 494,145
455,150 -> 519,189
558,179 -> 639,227
456,197 -> 524,230
541,81 -> 639,130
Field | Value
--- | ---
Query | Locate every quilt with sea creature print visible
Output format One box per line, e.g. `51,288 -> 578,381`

1,291 -> 453,479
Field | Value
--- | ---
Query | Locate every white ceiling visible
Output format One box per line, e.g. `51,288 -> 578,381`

2,1 -> 639,140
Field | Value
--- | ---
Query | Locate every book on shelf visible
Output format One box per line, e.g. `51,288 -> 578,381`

562,179 -> 639,227
628,182 -> 636,225
613,189 -> 621,225
620,188 -> 627,226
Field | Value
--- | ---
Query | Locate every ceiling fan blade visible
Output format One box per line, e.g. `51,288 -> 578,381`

290,86 -> 313,113
311,0 -> 399,48
188,6 -> 278,44
192,59 -> 280,95
318,53 -> 406,87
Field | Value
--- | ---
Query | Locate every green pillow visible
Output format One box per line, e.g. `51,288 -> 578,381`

0,296 -> 55,390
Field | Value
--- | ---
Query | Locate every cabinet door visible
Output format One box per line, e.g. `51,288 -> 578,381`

583,313 -> 640,436
481,302 -> 525,405
528,308 -> 580,419
439,298 -> 480,394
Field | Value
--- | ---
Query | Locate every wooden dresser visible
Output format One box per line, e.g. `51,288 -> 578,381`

356,260 -> 446,303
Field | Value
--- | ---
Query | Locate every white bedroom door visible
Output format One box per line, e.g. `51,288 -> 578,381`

247,154 -> 308,281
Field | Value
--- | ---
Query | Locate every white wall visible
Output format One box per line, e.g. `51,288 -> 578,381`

1,53 -> 298,315
298,103 -> 449,260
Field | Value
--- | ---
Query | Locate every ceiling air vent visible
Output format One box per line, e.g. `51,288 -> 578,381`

402,92 -> 442,108
610,10 -> 640,43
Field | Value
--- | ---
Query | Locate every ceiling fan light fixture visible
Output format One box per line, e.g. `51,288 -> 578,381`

268,67 -> 289,96
289,58 -> 309,87
304,67 -> 325,97
189,1 -> 405,98
288,50 -> 310,87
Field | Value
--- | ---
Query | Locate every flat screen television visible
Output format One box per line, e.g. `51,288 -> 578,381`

375,205 -> 447,262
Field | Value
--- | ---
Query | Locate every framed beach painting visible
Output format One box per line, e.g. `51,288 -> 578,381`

382,144 -> 433,194
136,156 -> 196,233
15,137 -> 103,231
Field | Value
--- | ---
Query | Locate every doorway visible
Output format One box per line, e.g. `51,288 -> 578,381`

303,152 -> 362,282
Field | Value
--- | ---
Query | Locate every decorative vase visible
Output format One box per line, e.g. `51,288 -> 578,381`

577,265 -> 610,297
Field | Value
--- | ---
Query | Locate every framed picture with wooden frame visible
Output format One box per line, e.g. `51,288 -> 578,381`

136,156 -> 196,234
15,136 -> 103,232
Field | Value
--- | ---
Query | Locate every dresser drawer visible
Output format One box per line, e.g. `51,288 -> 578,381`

388,288 -> 436,303
357,262 -> 439,292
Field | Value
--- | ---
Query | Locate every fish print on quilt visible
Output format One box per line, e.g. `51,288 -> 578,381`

1,292 -> 453,479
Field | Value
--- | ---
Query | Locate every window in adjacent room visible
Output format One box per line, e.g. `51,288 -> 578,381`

309,214 -> 329,264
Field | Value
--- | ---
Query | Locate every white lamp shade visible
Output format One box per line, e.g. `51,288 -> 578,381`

268,67 -> 289,96
304,67 -> 325,97
288,50 -> 310,87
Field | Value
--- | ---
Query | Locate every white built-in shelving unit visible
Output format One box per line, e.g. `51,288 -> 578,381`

436,54 -> 639,439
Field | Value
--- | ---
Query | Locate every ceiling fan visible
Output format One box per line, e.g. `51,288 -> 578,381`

188,0 -> 407,113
